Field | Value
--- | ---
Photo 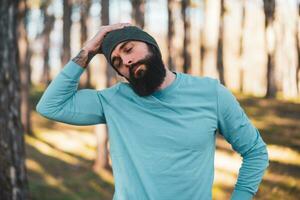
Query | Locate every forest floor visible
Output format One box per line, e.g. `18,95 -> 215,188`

26,87 -> 300,200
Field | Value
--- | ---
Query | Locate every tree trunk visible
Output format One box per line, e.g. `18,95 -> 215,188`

41,8 -> 55,86
296,2 -> 300,96
131,0 -> 145,28
181,0 -> 191,73
217,0 -> 225,85
0,0 -> 29,199
80,0 -> 92,88
18,0 -> 32,135
239,0 -> 246,93
61,0 -> 72,66
200,1 -> 207,76
263,0 -> 277,98
200,0 -> 219,78
93,0 -> 112,172
167,0 -> 175,71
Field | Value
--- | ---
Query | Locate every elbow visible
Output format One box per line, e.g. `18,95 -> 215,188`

257,143 -> 270,171
36,100 -> 46,116
36,99 -> 53,119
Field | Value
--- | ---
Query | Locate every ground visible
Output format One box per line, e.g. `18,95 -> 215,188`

26,87 -> 300,200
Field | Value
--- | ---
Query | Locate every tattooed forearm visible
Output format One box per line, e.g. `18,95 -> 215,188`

71,49 -> 94,68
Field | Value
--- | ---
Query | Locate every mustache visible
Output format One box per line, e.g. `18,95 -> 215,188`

128,55 -> 151,72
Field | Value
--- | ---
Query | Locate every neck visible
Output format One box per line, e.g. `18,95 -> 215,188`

156,68 -> 176,91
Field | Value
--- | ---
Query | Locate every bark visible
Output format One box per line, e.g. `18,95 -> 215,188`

80,0 -> 92,88
41,6 -> 55,86
18,0 -> 32,135
0,0 -> 29,199
93,0 -> 112,172
181,0 -> 191,73
61,0 -> 72,66
167,0 -> 175,71
296,2 -> 300,96
200,1 -> 207,76
131,0 -> 145,28
263,0 -> 277,98
200,0 -> 219,78
217,0 -> 225,85
239,0 -> 246,93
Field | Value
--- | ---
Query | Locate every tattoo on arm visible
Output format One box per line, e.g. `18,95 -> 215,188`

72,49 -> 94,68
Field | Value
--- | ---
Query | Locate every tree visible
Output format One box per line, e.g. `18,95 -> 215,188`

181,0 -> 191,73
239,0 -> 246,93
18,0 -> 33,135
61,0 -> 72,66
79,0 -> 92,88
40,2 -> 55,86
296,1 -> 300,96
93,0 -> 113,172
0,0 -> 29,199
200,0 -> 207,76
131,0 -> 145,28
263,0 -> 277,98
217,0 -> 226,85
167,0 -> 175,71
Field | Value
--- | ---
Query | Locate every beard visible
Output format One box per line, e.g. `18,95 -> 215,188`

126,46 -> 166,97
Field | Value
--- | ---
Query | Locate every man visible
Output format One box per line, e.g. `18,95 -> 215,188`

36,23 -> 269,200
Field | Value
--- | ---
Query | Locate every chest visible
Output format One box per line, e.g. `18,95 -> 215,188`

115,101 -> 218,152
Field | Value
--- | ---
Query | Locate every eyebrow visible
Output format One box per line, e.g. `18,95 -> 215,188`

111,41 -> 130,66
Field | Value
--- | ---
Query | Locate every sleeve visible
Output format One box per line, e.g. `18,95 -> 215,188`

215,79 -> 269,200
36,60 -> 106,125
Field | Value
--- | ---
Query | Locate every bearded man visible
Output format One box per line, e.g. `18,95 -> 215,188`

37,23 -> 269,200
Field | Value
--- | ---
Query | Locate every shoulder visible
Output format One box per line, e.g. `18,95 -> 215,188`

97,81 -> 134,100
179,72 -> 219,89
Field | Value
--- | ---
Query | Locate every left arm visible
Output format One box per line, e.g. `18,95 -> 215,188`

215,80 -> 269,200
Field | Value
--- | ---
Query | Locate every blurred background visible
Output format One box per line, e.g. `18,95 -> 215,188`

1,0 -> 300,200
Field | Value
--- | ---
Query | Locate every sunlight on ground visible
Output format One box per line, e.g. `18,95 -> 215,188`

27,128 -> 300,199
214,150 -> 241,186
26,159 -> 83,200
34,128 -> 97,160
267,145 -> 300,166
27,101 -> 300,200
26,159 -> 68,191
26,135 -> 81,165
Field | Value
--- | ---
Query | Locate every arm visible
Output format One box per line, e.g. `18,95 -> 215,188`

36,23 -> 132,125
215,80 -> 269,200
36,58 -> 106,125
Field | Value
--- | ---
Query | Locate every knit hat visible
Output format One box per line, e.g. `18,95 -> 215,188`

100,26 -> 161,66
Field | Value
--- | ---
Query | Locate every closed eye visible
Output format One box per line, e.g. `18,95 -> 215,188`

124,47 -> 132,53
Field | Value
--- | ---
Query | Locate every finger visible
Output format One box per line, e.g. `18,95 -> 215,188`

112,23 -> 132,30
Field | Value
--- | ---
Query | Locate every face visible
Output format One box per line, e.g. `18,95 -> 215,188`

110,40 -> 166,96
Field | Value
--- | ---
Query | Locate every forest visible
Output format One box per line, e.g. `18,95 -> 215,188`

0,0 -> 300,200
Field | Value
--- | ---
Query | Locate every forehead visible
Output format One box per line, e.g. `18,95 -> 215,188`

110,40 -> 148,58
111,41 -> 127,54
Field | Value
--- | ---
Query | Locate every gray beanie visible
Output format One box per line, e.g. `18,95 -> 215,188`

100,26 -> 161,66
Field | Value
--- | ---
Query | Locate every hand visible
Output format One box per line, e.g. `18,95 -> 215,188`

82,23 -> 132,55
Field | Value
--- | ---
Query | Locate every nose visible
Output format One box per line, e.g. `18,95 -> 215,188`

123,56 -> 133,67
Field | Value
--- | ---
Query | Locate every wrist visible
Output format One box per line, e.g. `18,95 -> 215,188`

71,49 -> 94,68
81,46 -> 95,55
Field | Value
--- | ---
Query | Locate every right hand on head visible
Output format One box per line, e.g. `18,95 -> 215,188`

82,23 -> 132,55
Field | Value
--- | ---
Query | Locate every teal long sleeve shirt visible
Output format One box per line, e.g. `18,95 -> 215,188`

36,61 -> 269,200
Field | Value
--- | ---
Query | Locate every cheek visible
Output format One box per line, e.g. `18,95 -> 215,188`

118,67 -> 130,79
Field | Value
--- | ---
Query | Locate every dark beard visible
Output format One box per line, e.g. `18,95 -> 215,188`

127,47 -> 166,97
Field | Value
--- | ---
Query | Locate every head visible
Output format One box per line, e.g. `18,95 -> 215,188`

100,26 -> 166,96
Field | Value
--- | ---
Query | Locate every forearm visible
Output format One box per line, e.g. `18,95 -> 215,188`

215,79 -> 269,200
36,61 -> 83,119
72,48 -> 94,68
230,130 -> 269,200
